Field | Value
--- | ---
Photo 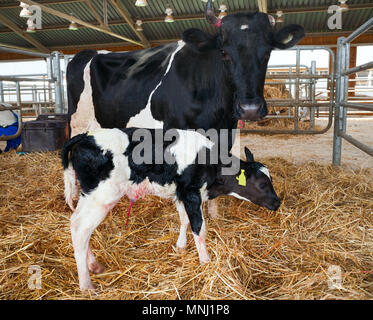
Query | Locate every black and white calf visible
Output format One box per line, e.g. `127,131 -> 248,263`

61,128 -> 280,290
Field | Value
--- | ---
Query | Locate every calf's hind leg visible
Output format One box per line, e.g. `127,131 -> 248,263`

175,201 -> 190,251
70,198 -> 115,290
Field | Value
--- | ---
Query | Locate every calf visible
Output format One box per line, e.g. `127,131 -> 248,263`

61,128 -> 281,290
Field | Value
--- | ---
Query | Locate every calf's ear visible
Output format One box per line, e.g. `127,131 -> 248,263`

182,28 -> 219,52
273,24 -> 305,49
244,147 -> 254,163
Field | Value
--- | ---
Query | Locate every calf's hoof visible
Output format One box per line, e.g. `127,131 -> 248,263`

88,261 -> 105,274
80,281 -> 96,292
176,246 -> 187,254
199,257 -> 210,265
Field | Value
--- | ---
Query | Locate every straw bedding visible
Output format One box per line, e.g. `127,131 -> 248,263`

0,150 -> 372,300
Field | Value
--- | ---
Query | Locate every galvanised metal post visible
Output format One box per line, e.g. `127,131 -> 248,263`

52,51 -> 64,114
0,81 -> 4,102
294,48 -> 300,132
309,61 -> 316,130
332,37 -> 347,166
342,41 -> 350,134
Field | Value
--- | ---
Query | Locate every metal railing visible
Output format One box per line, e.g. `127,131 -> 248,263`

332,17 -> 373,165
241,46 -> 335,135
0,45 -> 67,141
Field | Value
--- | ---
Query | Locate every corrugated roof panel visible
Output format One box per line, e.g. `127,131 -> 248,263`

268,0 -> 373,10
0,32 -> 33,48
110,23 -> 141,40
92,0 -> 123,21
142,18 -> 216,41
124,0 -> 259,19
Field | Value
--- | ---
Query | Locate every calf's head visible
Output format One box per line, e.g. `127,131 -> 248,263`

183,0 -> 305,121
210,147 -> 281,211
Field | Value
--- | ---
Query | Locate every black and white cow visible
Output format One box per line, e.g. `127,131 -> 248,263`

61,128 -> 281,290
67,0 -> 305,141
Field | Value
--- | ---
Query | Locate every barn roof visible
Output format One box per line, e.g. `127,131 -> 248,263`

0,0 -> 372,56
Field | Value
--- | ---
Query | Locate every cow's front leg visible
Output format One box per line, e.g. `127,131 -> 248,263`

208,199 -> 219,219
178,191 -> 210,265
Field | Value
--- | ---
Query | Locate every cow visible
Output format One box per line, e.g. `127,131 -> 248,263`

66,0 -> 303,218
67,0 -> 305,139
62,128 -> 280,290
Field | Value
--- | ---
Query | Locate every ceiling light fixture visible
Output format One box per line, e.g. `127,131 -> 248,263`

135,0 -> 148,7
276,10 -> 284,23
26,18 -> 36,32
135,19 -> 143,32
218,3 -> 227,19
338,0 -> 349,11
69,14 -> 78,30
165,6 -> 174,23
19,2 -> 32,18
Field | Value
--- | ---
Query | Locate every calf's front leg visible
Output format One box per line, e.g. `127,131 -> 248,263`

177,191 -> 210,264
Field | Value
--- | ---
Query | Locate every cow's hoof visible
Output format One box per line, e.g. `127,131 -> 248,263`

88,261 -> 105,274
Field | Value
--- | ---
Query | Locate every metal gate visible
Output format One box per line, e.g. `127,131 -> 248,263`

0,44 -> 65,142
332,17 -> 373,166
241,46 -> 335,135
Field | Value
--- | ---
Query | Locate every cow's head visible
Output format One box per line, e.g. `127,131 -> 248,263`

212,147 -> 281,211
182,0 -> 305,121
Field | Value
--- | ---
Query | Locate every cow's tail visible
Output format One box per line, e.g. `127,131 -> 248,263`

61,134 -> 86,211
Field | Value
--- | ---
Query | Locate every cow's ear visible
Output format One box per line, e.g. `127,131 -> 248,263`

182,28 -> 219,52
244,147 -> 254,163
273,24 -> 305,49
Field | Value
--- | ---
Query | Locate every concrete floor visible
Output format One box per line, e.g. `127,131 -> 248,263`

232,118 -> 373,171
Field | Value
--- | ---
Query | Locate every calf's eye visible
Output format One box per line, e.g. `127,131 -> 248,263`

259,183 -> 267,190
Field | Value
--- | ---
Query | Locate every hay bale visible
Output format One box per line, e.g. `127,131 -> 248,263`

239,85 -> 318,131
0,151 -> 372,299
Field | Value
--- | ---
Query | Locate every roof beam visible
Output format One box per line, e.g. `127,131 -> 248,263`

109,0 -> 150,48
83,0 -> 108,30
21,0 -> 144,47
0,12 -> 50,53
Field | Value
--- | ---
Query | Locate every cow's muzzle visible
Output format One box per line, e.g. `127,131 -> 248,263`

239,98 -> 268,121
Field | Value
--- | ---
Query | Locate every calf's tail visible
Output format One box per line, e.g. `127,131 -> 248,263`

61,134 -> 86,211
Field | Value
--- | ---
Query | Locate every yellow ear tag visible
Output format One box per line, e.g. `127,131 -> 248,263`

236,169 -> 246,186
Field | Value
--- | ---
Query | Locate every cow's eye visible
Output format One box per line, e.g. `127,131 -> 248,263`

221,50 -> 231,61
